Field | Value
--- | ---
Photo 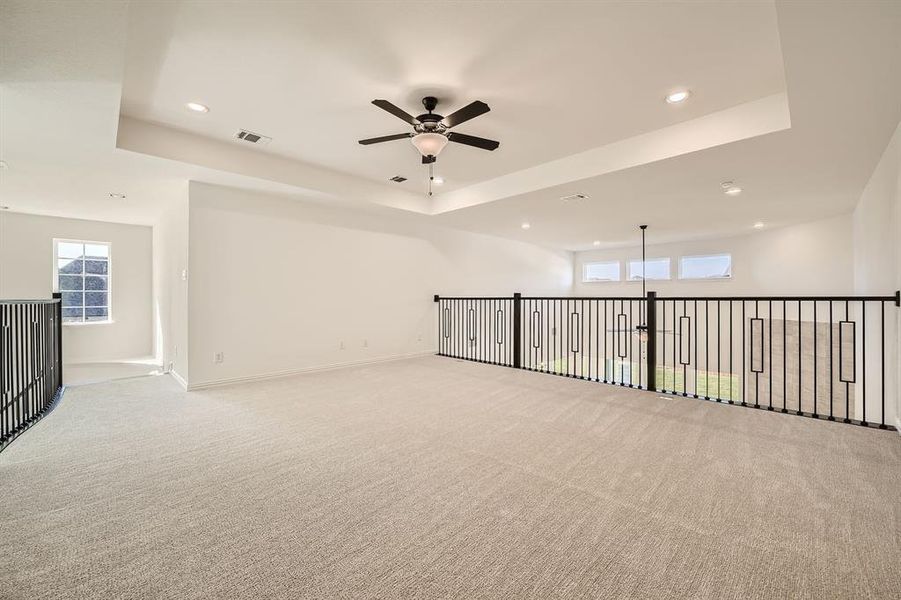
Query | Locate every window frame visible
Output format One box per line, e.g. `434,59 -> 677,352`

52,238 -> 113,326
627,257 -> 671,282
581,260 -> 621,283
678,253 -> 733,281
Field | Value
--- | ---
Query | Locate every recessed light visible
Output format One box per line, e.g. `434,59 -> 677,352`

753,221 -> 765,229
432,176 -> 444,185
521,222 -> 531,230
109,192 -> 127,199
724,186 -> 743,196
186,102 -> 209,113
593,240 -> 601,246
665,90 -> 691,104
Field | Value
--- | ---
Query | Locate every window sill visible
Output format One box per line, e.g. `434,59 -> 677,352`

677,277 -> 733,281
63,320 -> 115,327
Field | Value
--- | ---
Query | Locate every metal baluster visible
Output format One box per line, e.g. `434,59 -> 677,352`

717,300 -> 721,401
881,300 -> 886,428
813,301 -> 818,417
862,301 -> 867,426
768,300 -> 773,410
782,300 -> 788,412
829,300 -> 834,420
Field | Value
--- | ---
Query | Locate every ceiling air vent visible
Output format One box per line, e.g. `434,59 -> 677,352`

560,193 -> 590,202
234,129 -> 272,145
388,175 -> 407,183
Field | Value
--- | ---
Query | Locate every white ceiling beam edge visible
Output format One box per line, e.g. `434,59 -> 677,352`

116,117 -> 433,215
430,93 -> 791,215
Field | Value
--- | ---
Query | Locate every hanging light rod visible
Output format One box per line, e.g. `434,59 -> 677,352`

637,224 -> 649,333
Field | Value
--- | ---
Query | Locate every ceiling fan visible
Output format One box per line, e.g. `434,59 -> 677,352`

358,96 -> 500,165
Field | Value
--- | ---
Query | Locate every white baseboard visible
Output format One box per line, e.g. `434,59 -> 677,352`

65,357 -> 160,366
184,350 -> 436,391
169,370 -> 188,390
895,416 -> 901,436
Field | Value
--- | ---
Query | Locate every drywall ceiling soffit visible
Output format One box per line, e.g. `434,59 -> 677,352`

116,0 -> 789,214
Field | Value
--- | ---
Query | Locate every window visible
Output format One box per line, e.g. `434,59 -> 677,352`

582,261 -> 620,282
628,258 -> 670,281
53,240 -> 111,323
679,254 -> 732,280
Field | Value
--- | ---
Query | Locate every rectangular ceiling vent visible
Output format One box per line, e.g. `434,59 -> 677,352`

234,129 -> 272,145
388,175 -> 407,183
560,193 -> 590,202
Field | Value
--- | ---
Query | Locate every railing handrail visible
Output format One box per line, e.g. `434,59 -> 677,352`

655,295 -> 898,302
433,296 -> 513,301
436,293 -> 899,303
0,298 -> 62,305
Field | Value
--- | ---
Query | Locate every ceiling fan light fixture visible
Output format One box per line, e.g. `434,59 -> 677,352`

411,133 -> 448,157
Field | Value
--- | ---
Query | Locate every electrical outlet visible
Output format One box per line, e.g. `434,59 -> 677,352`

339,341 -> 345,350
181,269 -> 187,281
214,352 -> 224,364
363,339 -> 368,348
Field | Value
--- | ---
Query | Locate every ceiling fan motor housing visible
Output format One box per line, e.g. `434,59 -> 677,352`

415,119 -> 446,133
416,96 -> 446,131
358,96 -> 498,167
422,96 -> 439,112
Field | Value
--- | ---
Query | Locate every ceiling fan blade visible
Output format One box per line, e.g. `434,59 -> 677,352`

446,131 -> 500,151
358,133 -> 413,145
371,99 -> 419,125
443,101 -> 490,128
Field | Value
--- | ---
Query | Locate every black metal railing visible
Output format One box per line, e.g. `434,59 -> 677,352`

0,294 -> 64,452
652,294 -> 899,427
436,296 -> 517,367
435,291 -> 899,430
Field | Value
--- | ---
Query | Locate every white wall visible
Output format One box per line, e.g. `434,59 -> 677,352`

151,187 -> 190,384
186,182 -> 572,387
574,214 -> 855,297
853,121 -> 901,429
0,211 -> 153,363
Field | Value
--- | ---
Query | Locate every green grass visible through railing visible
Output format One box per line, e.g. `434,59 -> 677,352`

535,358 -> 742,401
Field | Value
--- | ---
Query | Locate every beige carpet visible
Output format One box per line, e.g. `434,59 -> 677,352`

64,359 -> 164,386
1,356 -> 899,599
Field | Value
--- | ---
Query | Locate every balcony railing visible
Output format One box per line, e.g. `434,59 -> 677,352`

435,292 -> 899,430
0,294 -> 64,452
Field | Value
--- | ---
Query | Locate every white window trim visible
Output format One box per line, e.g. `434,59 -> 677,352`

627,257 -> 671,281
52,238 -> 114,326
678,253 -> 733,280
582,260 -> 621,283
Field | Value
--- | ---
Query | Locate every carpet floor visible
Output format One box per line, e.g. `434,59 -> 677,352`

1,356 -> 900,599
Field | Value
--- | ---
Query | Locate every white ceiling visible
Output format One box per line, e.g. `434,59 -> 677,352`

121,1 -> 786,194
1,0 -> 900,250
436,0 -> 901,250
